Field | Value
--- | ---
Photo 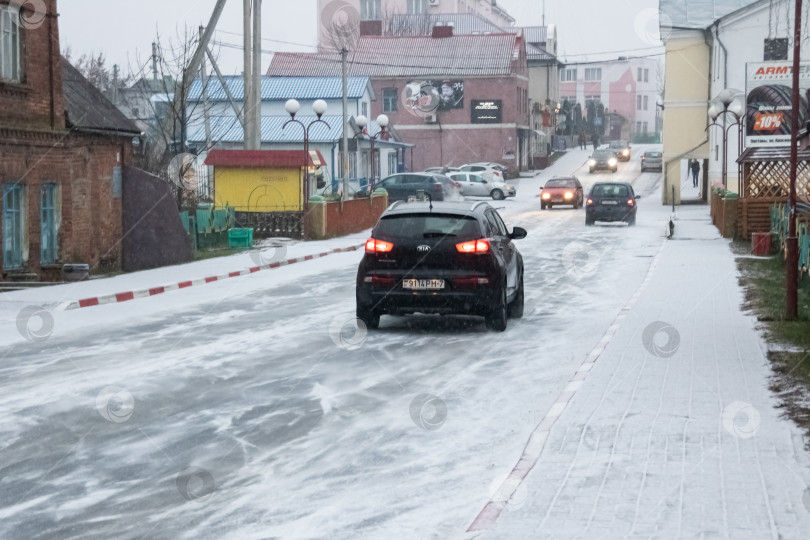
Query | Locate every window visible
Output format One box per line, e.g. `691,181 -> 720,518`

585,68 -> 601,81
388,153 -> 398,176
0,5 -> 22,83
637,68 -> 643,82
585,95 -> 600,106
644,68 -> 649,82
643,95 -> 648,110
643,121 -> 648,133
362,101 -> 368,118
636,121 -> 642,133
360,0 -> 381,20
561,96 -> 576,104
40,184 -> 58,265
764,38 -> 789,60
637,95 -> 642,110
2,184 -> 24,270
407,0 -> 428,14
383,88 -> 397,112
560,68 -> 576,82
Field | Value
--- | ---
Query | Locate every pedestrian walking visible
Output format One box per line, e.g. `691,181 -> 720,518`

578,130 -> 586,150
591,132 -> 599,150
690,159 -> 700,188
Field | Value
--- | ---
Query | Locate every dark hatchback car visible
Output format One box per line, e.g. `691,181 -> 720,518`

609,139 -> 632,161
585,182 -> 640,226
355,173 -> 460,202
589,149 -> 618,173
356,201 -> 526,331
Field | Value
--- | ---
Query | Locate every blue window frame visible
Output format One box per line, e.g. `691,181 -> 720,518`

3,184 -> 24,269
41,183 -> 57,264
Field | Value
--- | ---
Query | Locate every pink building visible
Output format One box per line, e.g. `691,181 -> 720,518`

317,0 -> 515,49
558,57 -> 660,141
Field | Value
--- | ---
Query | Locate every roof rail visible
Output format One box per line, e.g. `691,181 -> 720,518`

470,201 -> 489,212
388,200 -> 404,211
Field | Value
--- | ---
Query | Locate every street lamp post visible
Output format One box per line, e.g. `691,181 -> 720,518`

283,99 -> 331,211
706,89 -> 744,189
354,114 -> 390,193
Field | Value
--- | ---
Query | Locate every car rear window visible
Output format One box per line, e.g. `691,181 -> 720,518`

645,152 -> 662,157
592,184 -> 629,197
375,214 -> 480,239
545,179 -> 576,188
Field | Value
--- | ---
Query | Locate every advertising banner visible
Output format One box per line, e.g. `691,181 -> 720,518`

745,61 -> 810,147
471,100 -> 503,124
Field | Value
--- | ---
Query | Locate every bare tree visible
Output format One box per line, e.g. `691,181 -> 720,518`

62,48 -> 133,96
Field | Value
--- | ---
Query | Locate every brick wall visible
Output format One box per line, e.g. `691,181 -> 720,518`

0,132 -> 130,280
0,0 -> 63,132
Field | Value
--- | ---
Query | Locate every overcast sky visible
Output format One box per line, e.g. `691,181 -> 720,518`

59,0 -> 664,77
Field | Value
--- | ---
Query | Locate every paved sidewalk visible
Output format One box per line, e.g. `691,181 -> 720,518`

476,206 -> 810,539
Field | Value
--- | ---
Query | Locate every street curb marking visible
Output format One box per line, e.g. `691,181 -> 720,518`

62,244 -> 364,311
466,238 -> 668,533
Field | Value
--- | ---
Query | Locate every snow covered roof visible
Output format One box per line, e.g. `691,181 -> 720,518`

660,0 -> 763,30
187,115 -> 390,144
187,77 -> 370,102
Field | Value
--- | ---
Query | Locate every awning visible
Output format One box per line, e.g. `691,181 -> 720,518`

204,149 -> 327,168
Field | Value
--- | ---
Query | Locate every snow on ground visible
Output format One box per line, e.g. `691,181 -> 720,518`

1,145 -> 808,539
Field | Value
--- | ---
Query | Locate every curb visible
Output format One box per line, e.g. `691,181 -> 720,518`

61,244 -> 365,311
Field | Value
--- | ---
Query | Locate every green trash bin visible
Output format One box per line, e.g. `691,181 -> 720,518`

228,228 -> 254,249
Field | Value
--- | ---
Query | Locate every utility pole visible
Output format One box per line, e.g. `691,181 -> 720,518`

200,26 -> 212,149
243,0 -> 253,149
152,42 -> 158,81
342,47 -> 349,200
112,64 -> 119,105
786,0 -> 802,320
252,0 -> 263,150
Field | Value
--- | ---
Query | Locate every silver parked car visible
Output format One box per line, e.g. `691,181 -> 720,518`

641,151 -> 663,172
448,172 -> 516,200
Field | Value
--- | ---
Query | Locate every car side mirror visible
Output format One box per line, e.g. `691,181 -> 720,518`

635,195 -> 642,199
510,227 -> 528,240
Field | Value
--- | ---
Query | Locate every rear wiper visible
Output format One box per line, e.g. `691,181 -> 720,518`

423,231 -> 456,238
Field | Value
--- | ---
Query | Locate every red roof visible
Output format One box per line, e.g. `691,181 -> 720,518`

267,34 -> 522,78
204,149 -> 327,168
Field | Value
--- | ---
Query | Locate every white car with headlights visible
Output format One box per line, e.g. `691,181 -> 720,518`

448,172 -> 516,200
588,149 -> 618,173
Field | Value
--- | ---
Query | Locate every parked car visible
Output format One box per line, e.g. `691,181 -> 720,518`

641,151 -> 663,172
355,173 -> 460,201
588,149 -> 618,173
424,166 -> 461,174
459,163 -> 505,182
448,172 -> 516,200
356,201 -> 526,331
609,140 -> 632,161
585,182 -> 640,226
540,176 -> 584,209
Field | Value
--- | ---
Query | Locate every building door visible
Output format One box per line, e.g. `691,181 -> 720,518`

3,184 -> 24,270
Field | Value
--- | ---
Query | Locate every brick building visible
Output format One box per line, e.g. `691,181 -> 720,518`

268,28 -> 531,172
0,0 -> 145,280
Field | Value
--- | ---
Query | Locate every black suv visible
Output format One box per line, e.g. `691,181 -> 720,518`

356,201 -> 526,331
355,173 -> 459,202
609,140 -> 632,161
585,182 -> 640,226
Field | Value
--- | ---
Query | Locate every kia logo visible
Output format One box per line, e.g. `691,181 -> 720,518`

417,245 -> 431,252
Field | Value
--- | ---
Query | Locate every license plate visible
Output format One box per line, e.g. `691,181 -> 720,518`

403,279 -> 445,290
602,200 -> 618,205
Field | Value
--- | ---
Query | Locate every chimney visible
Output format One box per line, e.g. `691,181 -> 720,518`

432,25 -> 454,38
360,20 -> 383,37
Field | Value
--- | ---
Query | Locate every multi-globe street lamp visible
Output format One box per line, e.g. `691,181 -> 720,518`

354,114 -> 390,193
283,98 -> 330,210
706,88 -> 744,190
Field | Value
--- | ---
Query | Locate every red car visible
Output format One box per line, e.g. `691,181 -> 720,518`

540,176 -> 584,209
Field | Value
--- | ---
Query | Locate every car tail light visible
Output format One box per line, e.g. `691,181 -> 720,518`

587,198 -> 594,205
433,181 -> 443,193
452,181 -> 461,189
627,199 -> 635,206
365,238 -> 394,253
452,276 -> 490,289
371,276 -> 395,288
456,239 -> 490,254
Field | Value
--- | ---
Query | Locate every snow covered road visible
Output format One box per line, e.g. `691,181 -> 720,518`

1,146 -> 808,539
